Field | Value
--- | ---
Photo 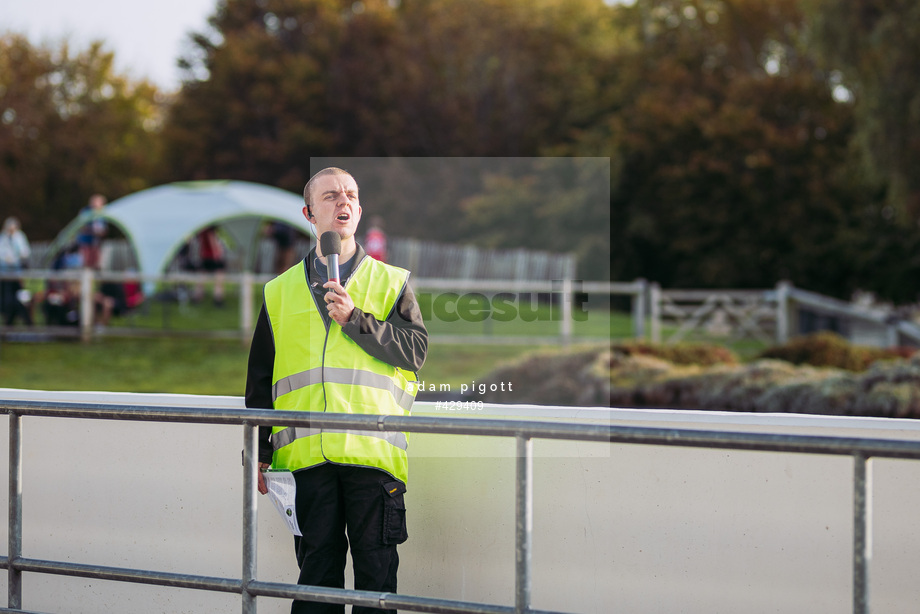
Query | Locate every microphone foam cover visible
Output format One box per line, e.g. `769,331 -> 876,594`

320,231 -> 342,256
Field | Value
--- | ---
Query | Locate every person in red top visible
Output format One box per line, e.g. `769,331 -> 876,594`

194,225 -> 227,306
364,216 -> 387,262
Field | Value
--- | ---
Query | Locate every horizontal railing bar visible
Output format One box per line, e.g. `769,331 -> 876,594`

0,269 -> 273,285
3,271 -> 619,292
4,399 -> 920,460
602,424 -> 920,459
11,558 -> 242,594
1,557 -> 568,614
661,289 -> 771,300
412,279 -> 557,292
0,400 -> 612,441
247,580 -> 566,614
426,335 -> 606,346
0,607 -> 54,614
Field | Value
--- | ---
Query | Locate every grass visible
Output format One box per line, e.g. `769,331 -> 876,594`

0,337 -> 251,395
2,285 -> 605,394
0,335 -> 557,396
1,288 -> 770,395
416,292 -> 622,340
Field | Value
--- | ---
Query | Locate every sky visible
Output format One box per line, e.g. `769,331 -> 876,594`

1,0 -> 218,92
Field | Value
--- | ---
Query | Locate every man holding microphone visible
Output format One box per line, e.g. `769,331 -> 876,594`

246,167 -> 428,613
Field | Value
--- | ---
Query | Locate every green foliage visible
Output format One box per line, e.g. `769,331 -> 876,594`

458,158 -> 611,281
803,0 -> 920,220
758,331 -> 916,371
0,34 -> 163,240
614,340 -> 739,366
8,0 -> 920,306
560,1 -> 866,295
160,0 -> 620,184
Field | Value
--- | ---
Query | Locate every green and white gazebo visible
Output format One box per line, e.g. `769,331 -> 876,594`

49,180 -> 315,276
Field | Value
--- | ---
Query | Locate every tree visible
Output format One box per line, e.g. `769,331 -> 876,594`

458,158 -> 611,281
161,0 -> 619,184
161,0 -> 391,189
554,0 -> 870,295
0,34 -> 163,240
803,0 -> 920,222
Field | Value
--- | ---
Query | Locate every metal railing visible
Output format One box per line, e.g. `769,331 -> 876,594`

3,399 -> 920,613
0,270 -> 625,346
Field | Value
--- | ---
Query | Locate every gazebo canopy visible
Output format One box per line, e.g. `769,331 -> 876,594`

50,180 -> 315,276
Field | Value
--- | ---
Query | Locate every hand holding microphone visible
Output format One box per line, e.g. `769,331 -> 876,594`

320,231 -> 354,325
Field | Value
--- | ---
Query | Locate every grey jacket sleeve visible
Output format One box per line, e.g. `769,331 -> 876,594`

341,282 -> 428,373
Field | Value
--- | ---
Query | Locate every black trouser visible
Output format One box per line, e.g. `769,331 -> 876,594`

292,463 -> 408,614
0,279 -> 31,326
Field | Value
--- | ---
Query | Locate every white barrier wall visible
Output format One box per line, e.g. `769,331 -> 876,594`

3,389 -> 920,614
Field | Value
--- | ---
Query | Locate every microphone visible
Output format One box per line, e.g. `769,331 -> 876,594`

319,231 -> 341,287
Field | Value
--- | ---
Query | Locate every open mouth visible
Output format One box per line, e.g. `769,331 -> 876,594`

336,212 -> 351,222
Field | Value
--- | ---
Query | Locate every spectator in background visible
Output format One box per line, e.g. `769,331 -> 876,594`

77,194 -> 108,269
269,221 -> 296,274
364,216 -> 388,262
0,216 -> 30,270
42,244 -> 81,326
194,225 -> 227,306
0,216 -> 33,325
95,275 -> 144,326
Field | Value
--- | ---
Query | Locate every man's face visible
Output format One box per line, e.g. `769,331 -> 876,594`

305,173 -> 362,241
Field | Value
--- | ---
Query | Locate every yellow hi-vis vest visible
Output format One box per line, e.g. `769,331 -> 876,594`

264,255 -> 417,484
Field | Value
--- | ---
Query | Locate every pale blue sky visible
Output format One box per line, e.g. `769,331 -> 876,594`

1,0 -> 217,92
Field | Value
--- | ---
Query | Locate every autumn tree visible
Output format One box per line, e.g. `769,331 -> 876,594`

161,0 -> 619,186
159,0 -> 920,300
0,34 -> 163,240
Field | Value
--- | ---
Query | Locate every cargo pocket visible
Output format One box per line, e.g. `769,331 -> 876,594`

381,480 -> 408,545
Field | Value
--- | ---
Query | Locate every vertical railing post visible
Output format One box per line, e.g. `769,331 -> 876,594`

561,277 -> 573,346
80,267 -> 94,343
242,422 -> 259,614
560,255 -> 577,346
240,271 -> 254,346
633,279 -> 647,340
650,282 -> 662,344
515,434 -> 533,614
854,454 -> 872,614
8,410 -> 22,609
776,280 -> 791,345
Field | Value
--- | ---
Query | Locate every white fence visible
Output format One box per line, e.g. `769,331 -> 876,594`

0,269 -> 630,346
12,242 -> 920,348
649,281 -> 920,348
28,239 -> 577,282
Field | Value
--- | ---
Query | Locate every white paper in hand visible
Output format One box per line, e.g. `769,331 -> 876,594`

263,470 -> 301,536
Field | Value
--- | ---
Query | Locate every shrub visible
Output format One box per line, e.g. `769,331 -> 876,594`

613,341 -> 738,367
758,332 -> 917,372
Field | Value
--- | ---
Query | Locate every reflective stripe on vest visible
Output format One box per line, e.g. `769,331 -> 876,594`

272,426 -> 408,451
273,366 -> 415,411
264,255 -> 416,483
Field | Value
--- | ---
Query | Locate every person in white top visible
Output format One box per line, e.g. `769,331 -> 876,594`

0,216 -> 30,271
0,216 -> 33,325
